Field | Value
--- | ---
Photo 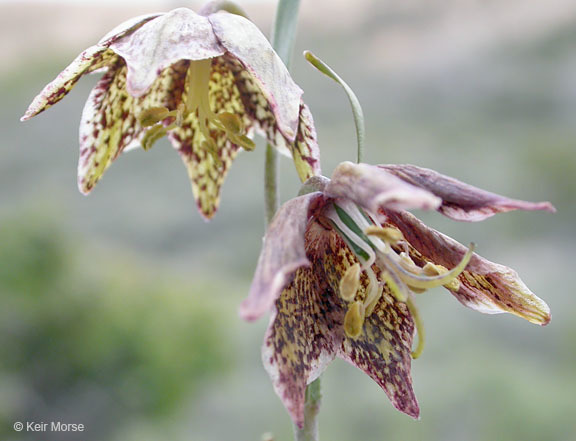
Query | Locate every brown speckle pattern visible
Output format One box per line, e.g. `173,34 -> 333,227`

265,220 -> 418,428
385,209 -> 551,325
79,59 -> 188,194
226,56 -> 321,182
169,57 -> 245,219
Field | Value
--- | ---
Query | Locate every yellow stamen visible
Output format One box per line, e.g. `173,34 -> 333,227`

365,226 -> 404,244
141,124 -> 168,151
202,139 -> 222,168
398,252 -> 417,271
344,301 -> 365,339
230,133 -> 256,151
406,294 -> 425,359
381,271 -> 407,302
138,107 -> 173,127
393,243 -> 475,290
423,262 -> 461,291
339,263 -> 361,302
218,112 -> 244,135
364,295 -> 379,317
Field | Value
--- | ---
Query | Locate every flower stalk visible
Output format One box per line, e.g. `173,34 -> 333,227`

295,378 -> 321,441
267,1 -> 322,439
265,0 -> 302,224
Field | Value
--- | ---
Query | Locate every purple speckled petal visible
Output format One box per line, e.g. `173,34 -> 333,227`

325,162 -> 441,214
386,210 -> 551,325
208,11 -> 303,142
21,46 -> 116,121
338,295 -> 419,419
110,8 -> 224,97
78,60 -> 188,194
21,13 -> 160,122
240,193 -> 322,321
263,262 -> 338,428
98,13 -> 162,46
317,226 -> 420,419
287,102 -> 321,182
380,164 -> 556,222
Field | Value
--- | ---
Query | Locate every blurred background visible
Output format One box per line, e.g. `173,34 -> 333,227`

1,0 -> 575,440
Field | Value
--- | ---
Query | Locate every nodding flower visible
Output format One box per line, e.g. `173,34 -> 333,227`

21,6 -> 320,219
241,161 -> 554,428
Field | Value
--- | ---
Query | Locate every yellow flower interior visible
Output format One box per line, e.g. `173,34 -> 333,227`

139,59 -> 255,160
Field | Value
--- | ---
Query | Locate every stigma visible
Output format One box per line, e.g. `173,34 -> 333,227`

138,59 -> 255,160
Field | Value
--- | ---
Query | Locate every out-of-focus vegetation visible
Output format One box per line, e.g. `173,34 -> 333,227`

0,216 -> 231,441
1,0 -> 576,440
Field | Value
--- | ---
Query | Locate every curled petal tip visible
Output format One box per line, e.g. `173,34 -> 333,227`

238,303 -> 262,322
540,201 -> 557,213
540,312 -> 552,326
77,182 -> 92,196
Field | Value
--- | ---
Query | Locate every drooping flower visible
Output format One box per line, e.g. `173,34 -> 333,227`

241,161 -> 554,427
21,7 -> 320,219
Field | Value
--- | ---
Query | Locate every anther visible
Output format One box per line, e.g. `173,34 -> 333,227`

398,252 -> 419,273
339,263 -> 361,302
393,243 -> 475,290
365,226 -> 404,244
218,112 -> 243,135
202,139 -> 222,167
364,284 -> 383,316
141,124 -> 168,151
344,301 -> 365,339
138,107 -> 172,127
235,134 -> 256,151
422,262 -> 461,291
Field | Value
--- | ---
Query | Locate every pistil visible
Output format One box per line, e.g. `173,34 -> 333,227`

138,58 -> 255,158
328,200 -> 474,357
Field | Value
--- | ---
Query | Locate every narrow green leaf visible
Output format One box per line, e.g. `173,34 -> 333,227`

304,50 -> 365,163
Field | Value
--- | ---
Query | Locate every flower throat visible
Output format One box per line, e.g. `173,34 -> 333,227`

327,200 -> 474,359
138,59 -> 255,164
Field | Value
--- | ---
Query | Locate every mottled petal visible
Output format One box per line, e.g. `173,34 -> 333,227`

21,47 -> 116,121
263,263 -> 338,429
208,11 -> 303,141
326,162 -> 441,214
21,13 -> 160,121
386,210 -> 551,325
286,103 -> 321,182
380,164 -> 556,222
110,8 -> 224,97
79,60 -> 188,193
98,13 -> 161,46
170,124 -> 240,220
339,295 -> 419,418
319,229 -> 419,418
78,59 -> 134,193
168,58 -> 247,219
241,193 -> 322,321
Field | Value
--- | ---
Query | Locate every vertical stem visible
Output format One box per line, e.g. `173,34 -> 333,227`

295,378 -> 322,441
265,0 -> 302,225
265,2 -> 322,440
265,143 -> 279,224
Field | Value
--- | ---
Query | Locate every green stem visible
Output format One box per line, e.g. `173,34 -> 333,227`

265,0 -> 302,225
265,143 -> 279,224
265,2 -> 322,440
295,378 -> 322,441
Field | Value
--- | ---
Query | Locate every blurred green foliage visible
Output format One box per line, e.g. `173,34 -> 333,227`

0,216 -> 231,440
